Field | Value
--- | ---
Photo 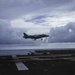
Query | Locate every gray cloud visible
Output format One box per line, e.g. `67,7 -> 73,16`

0,0 -> 45,19
0,0 -> 74,19
44,0 -> 71,7
1,18 -> 75,44
0,19 -> 35,44
49,22 -> 75,43
25,15 -> 47,24
0,0 -> 75,44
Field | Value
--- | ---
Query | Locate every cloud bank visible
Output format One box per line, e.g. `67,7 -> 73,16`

0,0 -> 45,19
0,0 -> 75,44
0,19 -> 35,44
49,22 -> 75,43
0,0 -> 74,19
1,18 -> 75,44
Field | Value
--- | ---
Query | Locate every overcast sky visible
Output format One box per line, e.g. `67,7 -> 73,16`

0,0 -> 75,44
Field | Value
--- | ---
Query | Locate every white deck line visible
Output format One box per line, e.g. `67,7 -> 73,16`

15,62 -> 28,71
62,57 -> 75,61
68,58 -> 75,61
12,55 -> 29,71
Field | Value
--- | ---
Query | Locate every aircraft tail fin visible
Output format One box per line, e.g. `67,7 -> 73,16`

23,33 -> 28,36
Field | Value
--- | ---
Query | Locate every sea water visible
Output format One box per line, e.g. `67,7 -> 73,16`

0,43 -> 75,55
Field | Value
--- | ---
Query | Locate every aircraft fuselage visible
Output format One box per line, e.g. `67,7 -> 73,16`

23,33 -> 49,40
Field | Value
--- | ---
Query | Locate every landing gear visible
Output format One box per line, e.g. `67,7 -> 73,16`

41,39 -> 43,40
34,39 -> 36,41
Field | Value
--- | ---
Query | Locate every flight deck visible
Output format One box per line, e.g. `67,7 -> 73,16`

0,43 -> 75,75
0,55 -> 75,75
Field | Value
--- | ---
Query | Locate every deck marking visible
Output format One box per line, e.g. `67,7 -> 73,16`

62,57 -> 75,61
15,62 -> 28,70
12,55 -> 29,71
69,58 -> 75,61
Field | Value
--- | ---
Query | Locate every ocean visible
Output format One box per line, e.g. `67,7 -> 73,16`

0,43 -> 75,55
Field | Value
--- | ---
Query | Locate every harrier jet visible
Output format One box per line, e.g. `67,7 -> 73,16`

23,33 -> 49,40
